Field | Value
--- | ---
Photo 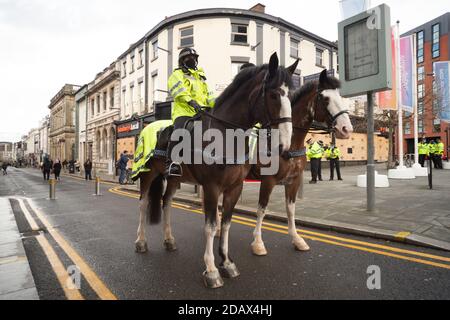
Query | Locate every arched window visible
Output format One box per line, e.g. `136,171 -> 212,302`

96,131 -> 101,160
109,127 -> 115,161
103,129 -> 108,159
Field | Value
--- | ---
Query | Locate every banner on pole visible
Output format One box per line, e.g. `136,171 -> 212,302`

377,26 -> 397,110
434,61 -> 450,122
339,0 -> 371,20
400,36 -> 414,113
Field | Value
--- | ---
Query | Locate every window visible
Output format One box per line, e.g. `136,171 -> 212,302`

316,48 -> 323,66
417,31 -> 424,64
347,148 -> 353,154
433,118 -> 441,132
110,87 -> 114,108
152,41 -> 158,60
417,66 -> 424,82
418,101 -> 424,115
292,71 -> 301,89
151,75 -> 157,104
122,89 -> 126,116
91,99 -> 95,117
290,38 -> 299,58
103,92 -> 107,111
404,122 -> 411,135
130,86 -> 134,115
418,120 -> 424,133
432,24 -> 440,58
130,55 -> 135,73
231,24 -> 248,44
139,49 -> 144,67
180,27 -> 194,47
96,95 -> 100,114
122,61 -> 127,77
138,82 -> 143,112
418,83 -> 424,99
231,62 -> 244,79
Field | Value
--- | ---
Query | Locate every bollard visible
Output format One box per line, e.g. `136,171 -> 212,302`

49,178 -> 56,200
94,176 -> 102,196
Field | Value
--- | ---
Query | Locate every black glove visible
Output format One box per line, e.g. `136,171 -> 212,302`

188,100 -> 202,113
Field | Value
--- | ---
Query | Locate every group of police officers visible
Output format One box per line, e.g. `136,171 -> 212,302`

418,138 -> 445,169
306,139 -> 343,184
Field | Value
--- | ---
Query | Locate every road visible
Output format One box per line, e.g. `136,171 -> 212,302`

1,167 -> 450,300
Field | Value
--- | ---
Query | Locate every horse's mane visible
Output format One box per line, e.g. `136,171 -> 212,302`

214,64 -> 294,109
291,76 -> 341,107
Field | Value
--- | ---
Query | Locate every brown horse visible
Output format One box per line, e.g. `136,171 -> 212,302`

248,69 -> 353,256
135,53 -> 299,288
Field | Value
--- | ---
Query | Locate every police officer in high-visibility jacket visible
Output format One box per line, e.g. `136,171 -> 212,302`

429,140 -> 439,169
307,139 -> 324,184
166,48 -> 215,176
436,138 -> 444,169
325,144 -> 343,181
418,138 -> 429,167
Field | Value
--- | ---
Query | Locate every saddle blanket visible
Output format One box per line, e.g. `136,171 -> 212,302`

131,120 -> 173,180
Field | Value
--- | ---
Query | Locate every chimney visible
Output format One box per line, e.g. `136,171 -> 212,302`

249,3 -> 265,13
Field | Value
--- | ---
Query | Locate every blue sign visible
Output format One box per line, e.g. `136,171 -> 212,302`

434,62 -> 450,122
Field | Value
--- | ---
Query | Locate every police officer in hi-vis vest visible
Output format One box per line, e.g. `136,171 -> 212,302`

166,48 -> 215,176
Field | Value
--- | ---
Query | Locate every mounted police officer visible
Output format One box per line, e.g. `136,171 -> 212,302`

166,48 -> 215,177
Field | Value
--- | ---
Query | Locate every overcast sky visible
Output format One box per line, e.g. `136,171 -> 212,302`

1,0 -> 448,142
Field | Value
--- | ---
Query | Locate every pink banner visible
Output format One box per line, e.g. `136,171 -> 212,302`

377,27 -> 397,110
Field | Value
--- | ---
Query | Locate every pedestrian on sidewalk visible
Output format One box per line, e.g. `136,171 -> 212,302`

42,157 -> 52,181
1,162 -> 8,175
84,159 -> 93,180
118,151 -> 129,184
326,144 -> 343,181
436,138 -> 444,169
62,159 -> 68,171
53,159 -> 62,181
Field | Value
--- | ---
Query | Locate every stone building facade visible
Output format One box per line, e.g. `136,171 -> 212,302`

86,61 -> 121,174
48,84 -> 80,162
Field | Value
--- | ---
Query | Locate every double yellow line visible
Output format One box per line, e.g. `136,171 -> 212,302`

109,187 -> 450,271
16,198 -> 117,300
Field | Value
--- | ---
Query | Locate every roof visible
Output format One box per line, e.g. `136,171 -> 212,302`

118,7 -> 338,59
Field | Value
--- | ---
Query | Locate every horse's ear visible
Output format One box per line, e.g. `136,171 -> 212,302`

268,52 -> 279,79
319,69 -> 328,86
286,59 -> 299,75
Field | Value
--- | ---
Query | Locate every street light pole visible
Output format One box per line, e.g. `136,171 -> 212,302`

367,91 -> 375,212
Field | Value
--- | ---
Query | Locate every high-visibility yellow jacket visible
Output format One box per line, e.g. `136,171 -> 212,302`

418,143 -> 429,156
307,142 -> 324,160
325,147 -> 341,159
437,142 -> 444,155
168,67 -> 215,121
428,143 -> 437,155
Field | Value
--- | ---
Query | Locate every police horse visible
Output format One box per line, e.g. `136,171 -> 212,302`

246,70 -> 353,256
134,53 -> 299,288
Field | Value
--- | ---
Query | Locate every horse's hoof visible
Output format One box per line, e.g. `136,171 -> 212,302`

203,270 -> 224,289
251,242 -> 268,256
163,239 -> 177,252
293,239 -> 310,252
219,263 -> 240,278
135,240 -> 148,253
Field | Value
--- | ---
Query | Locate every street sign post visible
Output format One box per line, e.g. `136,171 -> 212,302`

338,4 -> 392,212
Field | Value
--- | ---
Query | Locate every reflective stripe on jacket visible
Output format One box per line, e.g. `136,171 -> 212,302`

168,68 -> 215,121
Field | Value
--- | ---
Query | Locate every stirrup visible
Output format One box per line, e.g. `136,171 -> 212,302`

167,162 -> 183,177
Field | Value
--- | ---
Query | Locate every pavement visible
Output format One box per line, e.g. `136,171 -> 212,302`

1,167 -> 450,300
0,197 -> 39,300
115,163 -> 450,252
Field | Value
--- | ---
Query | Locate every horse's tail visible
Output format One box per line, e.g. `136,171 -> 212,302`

147,174 -> 165,225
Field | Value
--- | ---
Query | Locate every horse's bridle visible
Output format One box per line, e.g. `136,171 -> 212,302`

293,88 -> 349,133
